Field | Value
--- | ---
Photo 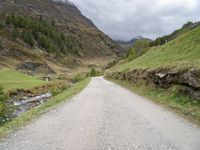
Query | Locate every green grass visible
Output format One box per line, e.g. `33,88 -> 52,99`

112,26 -> 200,72
127,39 -> 150,62
108,26 -> 200,126
0,68 -> 47,92
0,78 -> 91,137
107,77 -> 200,125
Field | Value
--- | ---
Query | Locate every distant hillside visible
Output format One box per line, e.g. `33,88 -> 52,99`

0,0 -> 123,75
126,38 -> 151,61
116,36 -> 152,51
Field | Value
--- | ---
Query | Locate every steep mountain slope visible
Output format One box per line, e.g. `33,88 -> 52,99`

116,38 -> 138,50
0,0 -> 123,75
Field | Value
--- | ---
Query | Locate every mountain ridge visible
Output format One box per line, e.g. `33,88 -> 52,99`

0,0 -> 124,75
116,36 -> 152,50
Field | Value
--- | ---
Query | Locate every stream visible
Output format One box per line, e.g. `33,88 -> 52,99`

9,92 -> 52,117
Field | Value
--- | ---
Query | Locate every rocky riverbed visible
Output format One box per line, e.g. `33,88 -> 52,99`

11,92 -> 52,117
1,92 -> 53,122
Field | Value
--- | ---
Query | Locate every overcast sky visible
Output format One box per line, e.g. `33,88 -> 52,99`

64,0 -> 200,41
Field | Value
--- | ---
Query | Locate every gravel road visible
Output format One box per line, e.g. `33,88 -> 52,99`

0,77 -> 200,150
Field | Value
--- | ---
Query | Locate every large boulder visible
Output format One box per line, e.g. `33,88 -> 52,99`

180,69 -> 200,88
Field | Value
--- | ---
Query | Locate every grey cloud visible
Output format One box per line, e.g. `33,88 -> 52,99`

63,0 -> 200,40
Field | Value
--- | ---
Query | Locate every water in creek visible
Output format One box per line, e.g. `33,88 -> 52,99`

11,92 -> 52,117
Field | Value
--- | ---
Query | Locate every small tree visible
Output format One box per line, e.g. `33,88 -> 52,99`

21,31 -> 34,47
5,15 -> 12,25
12,28 -> 20,38
0,86 -> 7,121
0,21 -> 4,29
90,68 -> 97,77
127,48 -> 136,61
51,20 -> 55,27
0,39 -> 3,50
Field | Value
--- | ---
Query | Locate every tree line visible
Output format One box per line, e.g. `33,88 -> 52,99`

4,13 -> 82,55
149,21 -> 195,47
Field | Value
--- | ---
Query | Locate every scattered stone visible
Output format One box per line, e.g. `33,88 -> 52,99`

181,69 -> 200,88
179,86 -> 200,101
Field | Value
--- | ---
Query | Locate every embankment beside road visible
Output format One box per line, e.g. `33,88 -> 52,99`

105,71 -> 200,125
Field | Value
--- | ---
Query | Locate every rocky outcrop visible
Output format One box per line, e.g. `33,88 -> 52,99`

107,68 -> 200,101
142,68 -> 200,89
16,61 -> 55,75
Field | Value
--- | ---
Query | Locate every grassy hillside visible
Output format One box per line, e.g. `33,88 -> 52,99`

149,21 -> 200,47
106,27 -> 200,124
0,69 -> 46,91
108,25 -> 200,124
112,26 -> 200,72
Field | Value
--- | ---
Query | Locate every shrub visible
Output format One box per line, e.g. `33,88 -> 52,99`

126,39 -> 150,61
21,30 -> 34,46
0,39 -> 3,50
127,48 -> 136,61
0,21 -> 4,29
72,74 -> 85,83
0,86 -> 8,120
12,28 -> 20,38
105,60 -> 118,69
90,68 -> 97,77
5,15 -> 12,25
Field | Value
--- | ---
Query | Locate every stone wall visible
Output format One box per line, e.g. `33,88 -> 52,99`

106,68 -> 200,101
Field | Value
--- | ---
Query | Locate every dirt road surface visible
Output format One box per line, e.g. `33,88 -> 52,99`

0,77 -> 200,150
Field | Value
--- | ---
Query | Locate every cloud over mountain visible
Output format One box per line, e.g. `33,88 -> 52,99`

65,0 -> 200,40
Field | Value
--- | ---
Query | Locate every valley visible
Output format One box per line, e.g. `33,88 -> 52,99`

0,0 -> 123,76
0,0 -> 124,126
0,0 -> 200,149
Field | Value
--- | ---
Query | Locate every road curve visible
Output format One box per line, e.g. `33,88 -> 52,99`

0,77 -> 200,150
